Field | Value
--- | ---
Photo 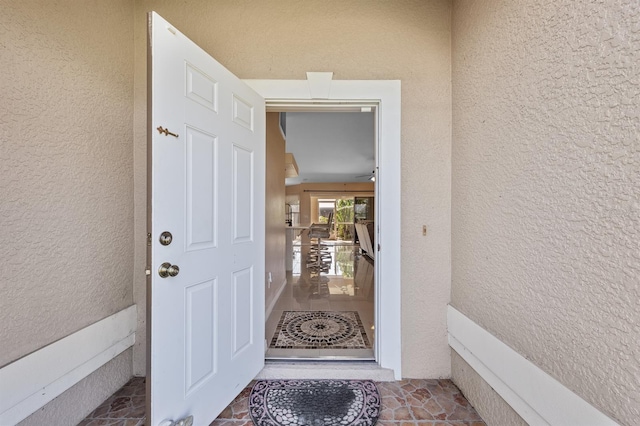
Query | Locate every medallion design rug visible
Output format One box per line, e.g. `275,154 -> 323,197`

270,311 -> 371,349
249,379 -> 380,426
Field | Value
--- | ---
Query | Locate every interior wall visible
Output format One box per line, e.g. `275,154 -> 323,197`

133,0 -> 453,378
265,113 -> 287,310
0,0 -> 135,422
451,1 -> 640,424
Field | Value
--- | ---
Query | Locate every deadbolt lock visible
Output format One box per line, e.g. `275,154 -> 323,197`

158,262 -> 180,278
159,231 -> 173,246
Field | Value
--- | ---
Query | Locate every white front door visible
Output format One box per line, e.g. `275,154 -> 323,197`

149,12 -> 265,426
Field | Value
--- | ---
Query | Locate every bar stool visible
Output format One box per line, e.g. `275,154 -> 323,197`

306,212 -> 333,272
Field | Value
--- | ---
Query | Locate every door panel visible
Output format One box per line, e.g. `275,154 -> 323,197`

185,127 -> 217,250
186,63 -> 218,112
149,12 -> 265,426
232,94 -> 254,130
233,145 -> 253,242
185,279 -> 217,394
232,267 -> 253,356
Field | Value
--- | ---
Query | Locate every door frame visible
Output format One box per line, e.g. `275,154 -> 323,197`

245,76 -> 402,379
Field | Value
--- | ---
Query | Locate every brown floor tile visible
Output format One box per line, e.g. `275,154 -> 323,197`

215,382 -> 253,420
77,419 -> 143,426
79,377 -> 485,426
409,405 -> 436,420
81,377 -> 146,425
379,405 -> 414,422
85,392 -> 145,420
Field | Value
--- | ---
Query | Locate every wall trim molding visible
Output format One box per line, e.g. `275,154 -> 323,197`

447,305 -> 617,426
0,305 -> 137,425
266,278 -> 288,320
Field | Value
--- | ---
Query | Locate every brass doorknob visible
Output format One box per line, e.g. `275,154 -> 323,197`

158,262 -> 180,278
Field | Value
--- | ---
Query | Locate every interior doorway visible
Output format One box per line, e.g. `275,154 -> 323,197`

245,77 -> 402,379
264,109 -> 376,360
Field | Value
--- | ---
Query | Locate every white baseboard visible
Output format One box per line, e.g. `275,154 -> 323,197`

266,278 -> 287,320
0,305 -> 137,425
447,305 -> 617,426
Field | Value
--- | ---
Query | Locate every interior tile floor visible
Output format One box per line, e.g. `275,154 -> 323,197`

79,377 -> 486,425
266,242 -> 375,359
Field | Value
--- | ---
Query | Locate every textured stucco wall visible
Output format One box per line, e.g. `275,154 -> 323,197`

18,349 -> 133,426
0,0 -> 134,420
451,351 -> 527,426
265,113 -> 287,310
451,1 -> 640,424
133,0 -> 452,378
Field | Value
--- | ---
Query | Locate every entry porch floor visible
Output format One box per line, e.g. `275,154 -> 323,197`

78,376 -> 485,425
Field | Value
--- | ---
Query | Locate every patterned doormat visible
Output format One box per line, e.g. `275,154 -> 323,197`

249,379 -> 380,426
270,311 -> 371,349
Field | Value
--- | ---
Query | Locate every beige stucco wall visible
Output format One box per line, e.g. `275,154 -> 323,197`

265,113 -> 287,310
0,0 -> 135,423
451,351 -> 527,426
133,0 -> 453,378
18,350 -> 133,426
451,1 -> 640,424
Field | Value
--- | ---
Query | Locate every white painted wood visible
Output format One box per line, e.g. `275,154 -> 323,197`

256,362 -> 395,381
0,305 -> 136,425
150,12 -> 265,426
447,306 -> 619,426
306,72 -> 333,99
245,78 -> 402,379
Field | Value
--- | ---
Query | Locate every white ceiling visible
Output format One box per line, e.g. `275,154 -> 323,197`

284,111 -> 375,185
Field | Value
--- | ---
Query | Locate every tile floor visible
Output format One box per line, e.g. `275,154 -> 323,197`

266,243 -> 375,360
78,377 -> 145,426
79,377 -> 485,425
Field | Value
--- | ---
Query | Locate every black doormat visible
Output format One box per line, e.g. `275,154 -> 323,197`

249,379 -> 380,426
270,311 -> 371,349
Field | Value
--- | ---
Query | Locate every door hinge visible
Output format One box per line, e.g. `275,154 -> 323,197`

377,244 -> 381,251
147,232 -> 152,246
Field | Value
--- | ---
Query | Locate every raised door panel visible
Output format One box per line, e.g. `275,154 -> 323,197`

232,268 -> 253,357
232,145 -> 253,243
185,127 -> 218,251
184,279 -> 218,396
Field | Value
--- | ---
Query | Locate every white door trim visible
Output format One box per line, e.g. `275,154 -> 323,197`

244,78 -> 402,379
